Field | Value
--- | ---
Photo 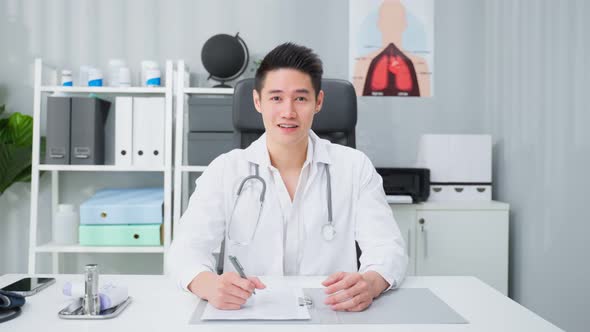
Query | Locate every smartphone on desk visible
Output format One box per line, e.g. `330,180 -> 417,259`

1,277 -> 56,296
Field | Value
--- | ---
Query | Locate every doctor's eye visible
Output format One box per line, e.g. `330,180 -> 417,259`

270,96 -> 281,102
295,96 -> 308,102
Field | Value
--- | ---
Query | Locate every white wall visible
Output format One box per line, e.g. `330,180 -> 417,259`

483,1 -> 590,331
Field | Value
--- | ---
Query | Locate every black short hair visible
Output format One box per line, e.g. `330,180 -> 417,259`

254,42 -> 323,97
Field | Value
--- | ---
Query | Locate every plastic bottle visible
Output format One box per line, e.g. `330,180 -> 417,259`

52,204 -> 79,244
79,65 -> 91,86
61,70 -> 73,86
145,68 -> 161,86
140,61 -> 159,86
118,67 -> 131,87
108,59 -> 126,87
88,68 -> 103,87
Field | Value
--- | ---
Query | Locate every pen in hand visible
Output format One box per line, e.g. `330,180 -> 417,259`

228,255 -> 256,295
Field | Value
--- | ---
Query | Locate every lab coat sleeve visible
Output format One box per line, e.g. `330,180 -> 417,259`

355,153 -> 408,291
166,154 -> 227,292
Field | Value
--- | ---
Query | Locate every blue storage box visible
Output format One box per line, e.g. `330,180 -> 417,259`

80,188 -> 163,225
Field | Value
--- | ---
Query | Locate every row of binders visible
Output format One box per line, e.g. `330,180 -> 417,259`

46,96 -> 165,167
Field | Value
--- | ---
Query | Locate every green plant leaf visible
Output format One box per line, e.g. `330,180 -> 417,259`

40,136 -> 46,161
14,165 -> 32,182
0,104 -> 5,116
7,112 -> 33,147
0,118 -> 8,143
0,142 -> 32,194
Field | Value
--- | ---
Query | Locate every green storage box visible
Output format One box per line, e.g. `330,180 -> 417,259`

79,224 -> 162,246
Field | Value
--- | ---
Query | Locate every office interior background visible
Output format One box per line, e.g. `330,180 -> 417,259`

0,0 -> 588,331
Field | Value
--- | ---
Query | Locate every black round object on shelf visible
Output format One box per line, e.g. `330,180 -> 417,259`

201,33 -> 249,88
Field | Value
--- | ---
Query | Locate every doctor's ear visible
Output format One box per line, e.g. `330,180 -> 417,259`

252,90 -> 262,114
315,90 -> 325,113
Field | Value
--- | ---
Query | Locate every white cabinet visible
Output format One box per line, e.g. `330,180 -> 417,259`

391,201 -> 509,295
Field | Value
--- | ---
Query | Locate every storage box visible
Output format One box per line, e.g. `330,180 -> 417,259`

416,134 -> 492,184
188,95 -> 233,131
186,132 -> 235,165
79,224 -> 162,246
80,188 -> 163,225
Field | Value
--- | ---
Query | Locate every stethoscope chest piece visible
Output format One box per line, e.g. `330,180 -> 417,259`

322,223 -> 336,241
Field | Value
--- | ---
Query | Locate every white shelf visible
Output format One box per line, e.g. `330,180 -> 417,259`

39,164 -> 165,172
29,58 -> 175,274
35,243 -> 164,253
183,87 -> 234,95
40,86 -> 166,94
180,165 -> 208,172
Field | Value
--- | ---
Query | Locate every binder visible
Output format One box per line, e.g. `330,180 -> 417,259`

70,97 -> 111,165
45,96 -> 71,164
132,97 -> 165,167
115,97 -> 133,166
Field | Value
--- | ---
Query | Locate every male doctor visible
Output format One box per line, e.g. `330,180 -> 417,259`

168,43 -> 407,311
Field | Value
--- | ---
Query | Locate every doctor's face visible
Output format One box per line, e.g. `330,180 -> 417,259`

253,69 -> 324,148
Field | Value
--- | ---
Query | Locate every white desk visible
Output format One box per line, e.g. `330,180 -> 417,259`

0,274 -> 562,332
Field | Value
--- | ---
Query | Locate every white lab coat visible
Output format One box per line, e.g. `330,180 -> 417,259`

167,131 -> 408,291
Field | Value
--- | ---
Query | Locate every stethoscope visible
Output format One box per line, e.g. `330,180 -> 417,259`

227,163 -> 335,246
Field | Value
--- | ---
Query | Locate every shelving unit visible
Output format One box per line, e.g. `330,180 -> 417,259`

172,60 -> 234,236
28,59 -> 174,274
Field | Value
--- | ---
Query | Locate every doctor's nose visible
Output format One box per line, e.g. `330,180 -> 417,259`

279,102 -> 297,118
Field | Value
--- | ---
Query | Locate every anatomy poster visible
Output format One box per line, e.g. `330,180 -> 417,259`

350,0 -> 434,97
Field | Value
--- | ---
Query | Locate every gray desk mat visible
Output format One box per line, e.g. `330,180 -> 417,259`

190,288 -> 468,325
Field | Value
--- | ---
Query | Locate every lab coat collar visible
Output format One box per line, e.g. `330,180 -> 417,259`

243,130 -> 332,167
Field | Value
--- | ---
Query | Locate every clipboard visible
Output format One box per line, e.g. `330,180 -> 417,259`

190,288 -> 467,325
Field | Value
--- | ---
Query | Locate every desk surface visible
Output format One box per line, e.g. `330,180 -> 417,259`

0,274 -> 561,332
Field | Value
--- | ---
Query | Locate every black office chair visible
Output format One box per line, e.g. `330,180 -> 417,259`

231,78 -> 363,270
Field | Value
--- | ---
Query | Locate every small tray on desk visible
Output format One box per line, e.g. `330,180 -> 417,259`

58,296 -> 132,320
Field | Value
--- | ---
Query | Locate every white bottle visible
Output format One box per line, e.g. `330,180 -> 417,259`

79,65 -> 91,86
88,68 -> 103,87
145,68 -> 161,87
118,67 -> 131,87
140,60 -> 159,86
53,204 -> 79,244
61,70 -> 73,86
108,59 -> 126,87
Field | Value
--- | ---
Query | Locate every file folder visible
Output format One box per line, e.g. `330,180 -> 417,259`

45,96 -> 71,164
70,97 -> 111,165
132,97 -> 165,167
115,97 -> 133,166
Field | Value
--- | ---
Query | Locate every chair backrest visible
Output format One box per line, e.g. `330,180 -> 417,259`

232,78 -> 357,149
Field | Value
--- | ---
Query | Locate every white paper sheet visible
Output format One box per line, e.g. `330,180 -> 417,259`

200,287 -> 310,321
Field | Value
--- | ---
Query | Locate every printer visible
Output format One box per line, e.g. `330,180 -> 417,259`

376,168 -> 430,203
416,134 -> 492,201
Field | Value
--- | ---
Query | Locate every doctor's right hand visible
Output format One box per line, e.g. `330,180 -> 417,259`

189,271 -> 266,310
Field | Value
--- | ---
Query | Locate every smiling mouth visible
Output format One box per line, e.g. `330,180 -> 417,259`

278,124 -> 298,128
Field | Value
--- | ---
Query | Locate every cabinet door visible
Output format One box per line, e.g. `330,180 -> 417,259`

390,205 -> 416,275
415,210 -> 509,294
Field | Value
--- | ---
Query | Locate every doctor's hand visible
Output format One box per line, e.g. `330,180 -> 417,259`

189,271 -> 266,310
322,271 -> 389,312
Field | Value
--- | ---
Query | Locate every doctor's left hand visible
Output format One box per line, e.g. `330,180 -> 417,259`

322,271 -> 389,312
